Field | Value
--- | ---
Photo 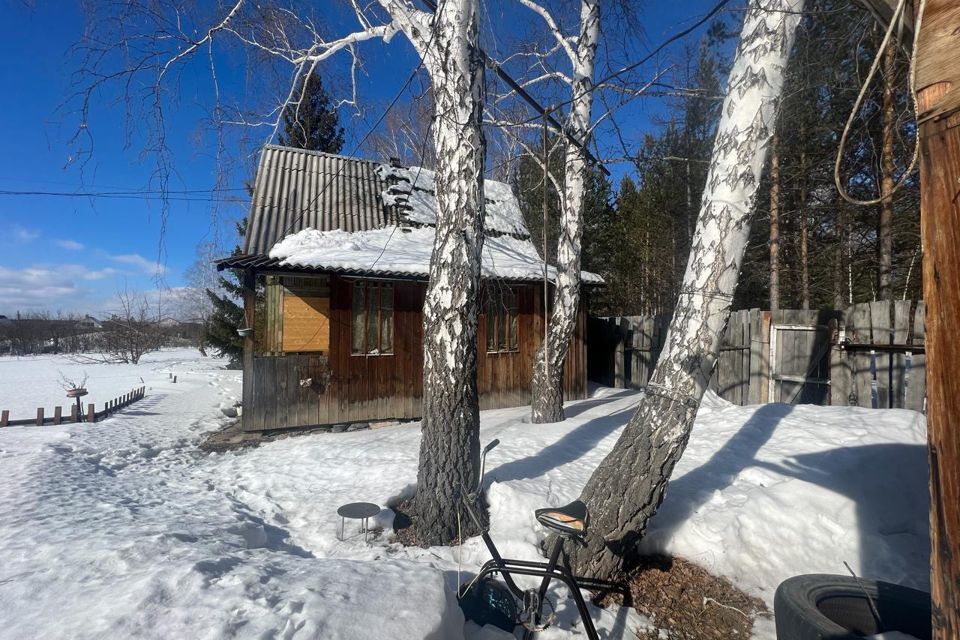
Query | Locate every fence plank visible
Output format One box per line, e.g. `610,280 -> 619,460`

1,410 -> 7,427
54,406 -> 62,425
36,408 -> 43,426
907,302 -> 927,412
870,300 -> 892,407
848,303 -> 873,407
893,300 -> 912,408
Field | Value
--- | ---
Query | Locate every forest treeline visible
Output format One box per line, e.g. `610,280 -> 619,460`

515,0 -> 920,316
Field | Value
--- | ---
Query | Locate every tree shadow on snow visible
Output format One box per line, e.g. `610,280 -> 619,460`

490,405 -> 637,484
647,403 -> 794,539
646,400 -> 929,590
562,389 -> 640,420
755,443 -> 930,589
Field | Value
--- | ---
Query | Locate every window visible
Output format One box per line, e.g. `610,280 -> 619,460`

486,287 -> 518,353
352,281 -> 394,355
259,275 -> 331,355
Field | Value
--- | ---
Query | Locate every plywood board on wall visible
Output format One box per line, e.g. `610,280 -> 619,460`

282,295 -> 330,352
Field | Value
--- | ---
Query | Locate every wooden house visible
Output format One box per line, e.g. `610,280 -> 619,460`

217,145 -> 601,432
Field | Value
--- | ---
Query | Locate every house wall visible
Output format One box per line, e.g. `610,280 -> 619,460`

242,274 -> 588,431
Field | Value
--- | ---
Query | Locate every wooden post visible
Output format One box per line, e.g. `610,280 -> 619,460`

915,3 -> 960,635
242,269 -> 256,430
36,408 -> 43,426
87,403 -> 95,423
70,404 -> 78,423
1,410 -> 8,427
54,406 -> 62,425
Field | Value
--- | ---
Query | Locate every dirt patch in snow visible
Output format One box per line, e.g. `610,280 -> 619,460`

604,555 -> 768,640
391,497 -> 485,547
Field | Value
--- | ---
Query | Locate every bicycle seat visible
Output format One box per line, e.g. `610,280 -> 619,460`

534,500 -> 589,538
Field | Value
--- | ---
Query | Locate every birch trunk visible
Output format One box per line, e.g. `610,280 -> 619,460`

769,129 -> 781,312
530,0 -> 600,423
571,0 -> 804,579
410,0 -> 489,545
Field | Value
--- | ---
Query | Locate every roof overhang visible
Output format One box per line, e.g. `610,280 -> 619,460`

215,254 -> 606,287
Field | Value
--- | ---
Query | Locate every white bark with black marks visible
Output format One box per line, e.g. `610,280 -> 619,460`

529,0 -> 600,424
410,0 -> 489,545
570,0 -> 805,579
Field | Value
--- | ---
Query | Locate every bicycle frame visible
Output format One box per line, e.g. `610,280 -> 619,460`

459,441 -> 621,640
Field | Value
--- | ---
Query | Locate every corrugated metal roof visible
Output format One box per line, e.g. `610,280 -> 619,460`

244,146 -> 399,255
215,254 -> 605,286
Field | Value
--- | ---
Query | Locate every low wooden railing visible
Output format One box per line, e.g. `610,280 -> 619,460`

0,386 -> 146,427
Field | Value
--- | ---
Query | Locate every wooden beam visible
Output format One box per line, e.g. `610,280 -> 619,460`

916,2 -> 960,636
242,269 -> 256,430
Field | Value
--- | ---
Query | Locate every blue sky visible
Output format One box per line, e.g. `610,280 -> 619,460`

0,0 -> 731,317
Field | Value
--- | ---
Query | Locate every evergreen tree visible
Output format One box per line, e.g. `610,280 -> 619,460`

202,72 -> 344,366
203,219 -> 248,367
278,73 -> 345,153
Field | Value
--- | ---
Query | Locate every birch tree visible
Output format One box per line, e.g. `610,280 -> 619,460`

509,0 -> 601,423
570,0 -> 805,578
74,0 -> 488,544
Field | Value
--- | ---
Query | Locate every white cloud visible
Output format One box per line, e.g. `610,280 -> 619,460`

110,253 -> 167,276
0,265 -> 86,311
55,239 -> 85,251
82,267 -> 120,281
11,226 -> 40,243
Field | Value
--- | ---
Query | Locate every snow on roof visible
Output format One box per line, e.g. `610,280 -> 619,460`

374,164 -> 530,238
268,226 -> 604,284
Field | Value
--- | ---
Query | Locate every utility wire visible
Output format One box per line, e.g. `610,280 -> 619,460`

418,0 -> 608,175
270,3 -> 443,244
511,0 -> 732,128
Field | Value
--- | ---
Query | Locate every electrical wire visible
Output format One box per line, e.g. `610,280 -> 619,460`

833,0 -> 927,206
270,4 -> 443,243
510,0 -> 732,129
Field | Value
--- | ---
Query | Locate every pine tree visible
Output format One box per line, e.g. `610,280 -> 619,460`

202,72 -> 344,365
203,219 -> 248,367
278,73 -> 345,153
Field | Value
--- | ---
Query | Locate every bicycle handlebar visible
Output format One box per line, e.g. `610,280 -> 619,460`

476,439 -> 500,494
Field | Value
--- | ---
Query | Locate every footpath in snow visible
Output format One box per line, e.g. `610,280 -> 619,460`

0,351 -> 929,639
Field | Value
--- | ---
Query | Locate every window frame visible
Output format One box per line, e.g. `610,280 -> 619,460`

485,286 -> 519,354
351,280 -> 395,356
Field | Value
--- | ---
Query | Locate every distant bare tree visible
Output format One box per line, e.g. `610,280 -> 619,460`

91,291 -> 165,365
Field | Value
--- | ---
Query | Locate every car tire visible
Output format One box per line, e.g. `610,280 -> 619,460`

774,574 -> 931,640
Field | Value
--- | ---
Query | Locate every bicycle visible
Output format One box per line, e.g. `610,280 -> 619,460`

457,439 -> 620,639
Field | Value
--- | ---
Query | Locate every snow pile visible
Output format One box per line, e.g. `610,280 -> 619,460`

640,393 -> 929,606
269,226 -> 604,284
0,351 -> 929,639
375,164 -> 529,238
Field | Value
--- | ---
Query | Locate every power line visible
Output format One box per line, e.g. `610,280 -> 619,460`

511,0 -> 732,128
270,1 -> 444,243
0,189 -> 245,203
419,0 -> 608,175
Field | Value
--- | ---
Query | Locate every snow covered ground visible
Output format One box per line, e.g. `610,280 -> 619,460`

0,348 -> 208,418
0,351 -> 929,639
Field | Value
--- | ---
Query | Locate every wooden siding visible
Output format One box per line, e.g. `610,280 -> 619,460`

242,275 -> 588,431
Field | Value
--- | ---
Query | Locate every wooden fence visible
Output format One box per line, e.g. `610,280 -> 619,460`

588,300 -> 927,412
0,386 -> 147,427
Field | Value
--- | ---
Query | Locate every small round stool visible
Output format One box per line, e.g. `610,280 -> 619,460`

337,502 -> 381,541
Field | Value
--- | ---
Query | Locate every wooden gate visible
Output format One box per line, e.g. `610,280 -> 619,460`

767,311 -> 837,404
